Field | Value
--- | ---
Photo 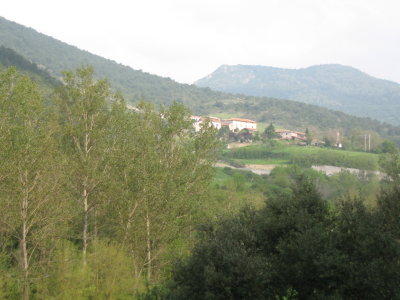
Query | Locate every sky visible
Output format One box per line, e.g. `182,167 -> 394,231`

2,0 -> 400,84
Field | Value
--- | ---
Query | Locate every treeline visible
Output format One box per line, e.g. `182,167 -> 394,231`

0,66 -> 219,299
147,158 -> 400,299
222,97 -> 400,142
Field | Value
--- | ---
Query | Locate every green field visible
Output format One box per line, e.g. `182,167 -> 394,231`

233,158 -> 288,165
222,142 -> 380,170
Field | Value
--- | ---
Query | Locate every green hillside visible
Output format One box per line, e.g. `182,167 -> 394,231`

196,64 -> 400,125
0,16 -> 227,113
1,16 -> 400,142
0,46 -> 59,95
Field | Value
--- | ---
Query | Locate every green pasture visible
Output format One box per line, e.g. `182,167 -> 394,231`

209,112 -> 237,119
233,158 -> 288,165
222,142 -> 380,170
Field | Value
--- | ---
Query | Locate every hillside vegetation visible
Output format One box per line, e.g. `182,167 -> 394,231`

1,16 -> 400,143
196,64 -> 400,125
0,16 -> 226,112
0,46 -> 58,95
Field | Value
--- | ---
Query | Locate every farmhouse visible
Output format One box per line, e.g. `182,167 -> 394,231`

191,116 -> 202,131
191,116 -> 222,132
191,116 -> 257,133
209,117 -> 222,130
223,118 -> 257,132
276,129 -> 306,141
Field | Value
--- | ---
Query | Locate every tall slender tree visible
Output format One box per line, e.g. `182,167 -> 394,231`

54,66 -> 112,265
0,68 -> 68,300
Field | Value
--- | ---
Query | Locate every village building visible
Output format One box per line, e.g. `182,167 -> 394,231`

276,129 -> 306,141
191,116 -> 222,132
191,116 -> 257,133
191,116 -> 203,132
209,117 -> 222,130
223,118 -> 257,132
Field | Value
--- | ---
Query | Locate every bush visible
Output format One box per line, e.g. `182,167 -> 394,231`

167,177 -> 400,299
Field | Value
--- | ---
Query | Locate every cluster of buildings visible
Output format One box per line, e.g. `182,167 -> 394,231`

129,104 -> 312,143
191,115 -> 321,144
191,116 -> 257,132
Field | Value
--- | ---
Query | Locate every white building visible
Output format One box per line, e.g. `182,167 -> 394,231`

191,116 -> 222,132
223,118 -> 257,132
209,117 -> 222,130
192,116 -> 257,133
191,116 -> 203,132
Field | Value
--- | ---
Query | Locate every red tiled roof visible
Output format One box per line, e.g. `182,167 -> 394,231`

208,117 -> 221,122
225,118 -> 256,123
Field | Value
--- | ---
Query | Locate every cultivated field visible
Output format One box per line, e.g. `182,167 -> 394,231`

222,142 -> 380,170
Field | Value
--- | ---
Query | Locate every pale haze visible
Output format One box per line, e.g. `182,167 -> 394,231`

2,0 -> 400,84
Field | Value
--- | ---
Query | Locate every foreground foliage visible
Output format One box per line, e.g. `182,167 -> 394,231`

165,173 -> 400,300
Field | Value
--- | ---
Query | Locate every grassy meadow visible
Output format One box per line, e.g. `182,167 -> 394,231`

222,141 -> 380,170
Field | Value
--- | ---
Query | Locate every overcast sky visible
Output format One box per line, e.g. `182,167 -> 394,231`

2,0 -> 400,84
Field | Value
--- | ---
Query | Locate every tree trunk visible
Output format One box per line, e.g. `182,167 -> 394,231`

93,206 -> 98,241
21,221 -> 29,300
21,173 -> 30,300
83,184 -> 89,266
83,124 -> 90,266
146,209 -> 151,281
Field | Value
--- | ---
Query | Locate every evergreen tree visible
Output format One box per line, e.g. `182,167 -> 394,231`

305,127 -> 312,145
264,123 -> 276,139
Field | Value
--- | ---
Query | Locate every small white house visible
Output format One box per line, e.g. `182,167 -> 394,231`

191,116 -> 203,132
191,116 -> 222,132
209,117 -> 222,130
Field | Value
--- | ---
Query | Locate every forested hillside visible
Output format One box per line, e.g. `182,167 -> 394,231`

196,64 -> 400,125
1,16 -> 400,142
0,16 -> 227,112
0,46 -> 58,94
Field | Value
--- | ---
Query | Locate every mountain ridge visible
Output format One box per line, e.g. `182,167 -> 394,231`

195,64 -> 400,124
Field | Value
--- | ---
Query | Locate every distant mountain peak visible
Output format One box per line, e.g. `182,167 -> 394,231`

195,64 -> 400,125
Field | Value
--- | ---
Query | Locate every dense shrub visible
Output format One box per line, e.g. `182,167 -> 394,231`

166,177 -> 400,299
